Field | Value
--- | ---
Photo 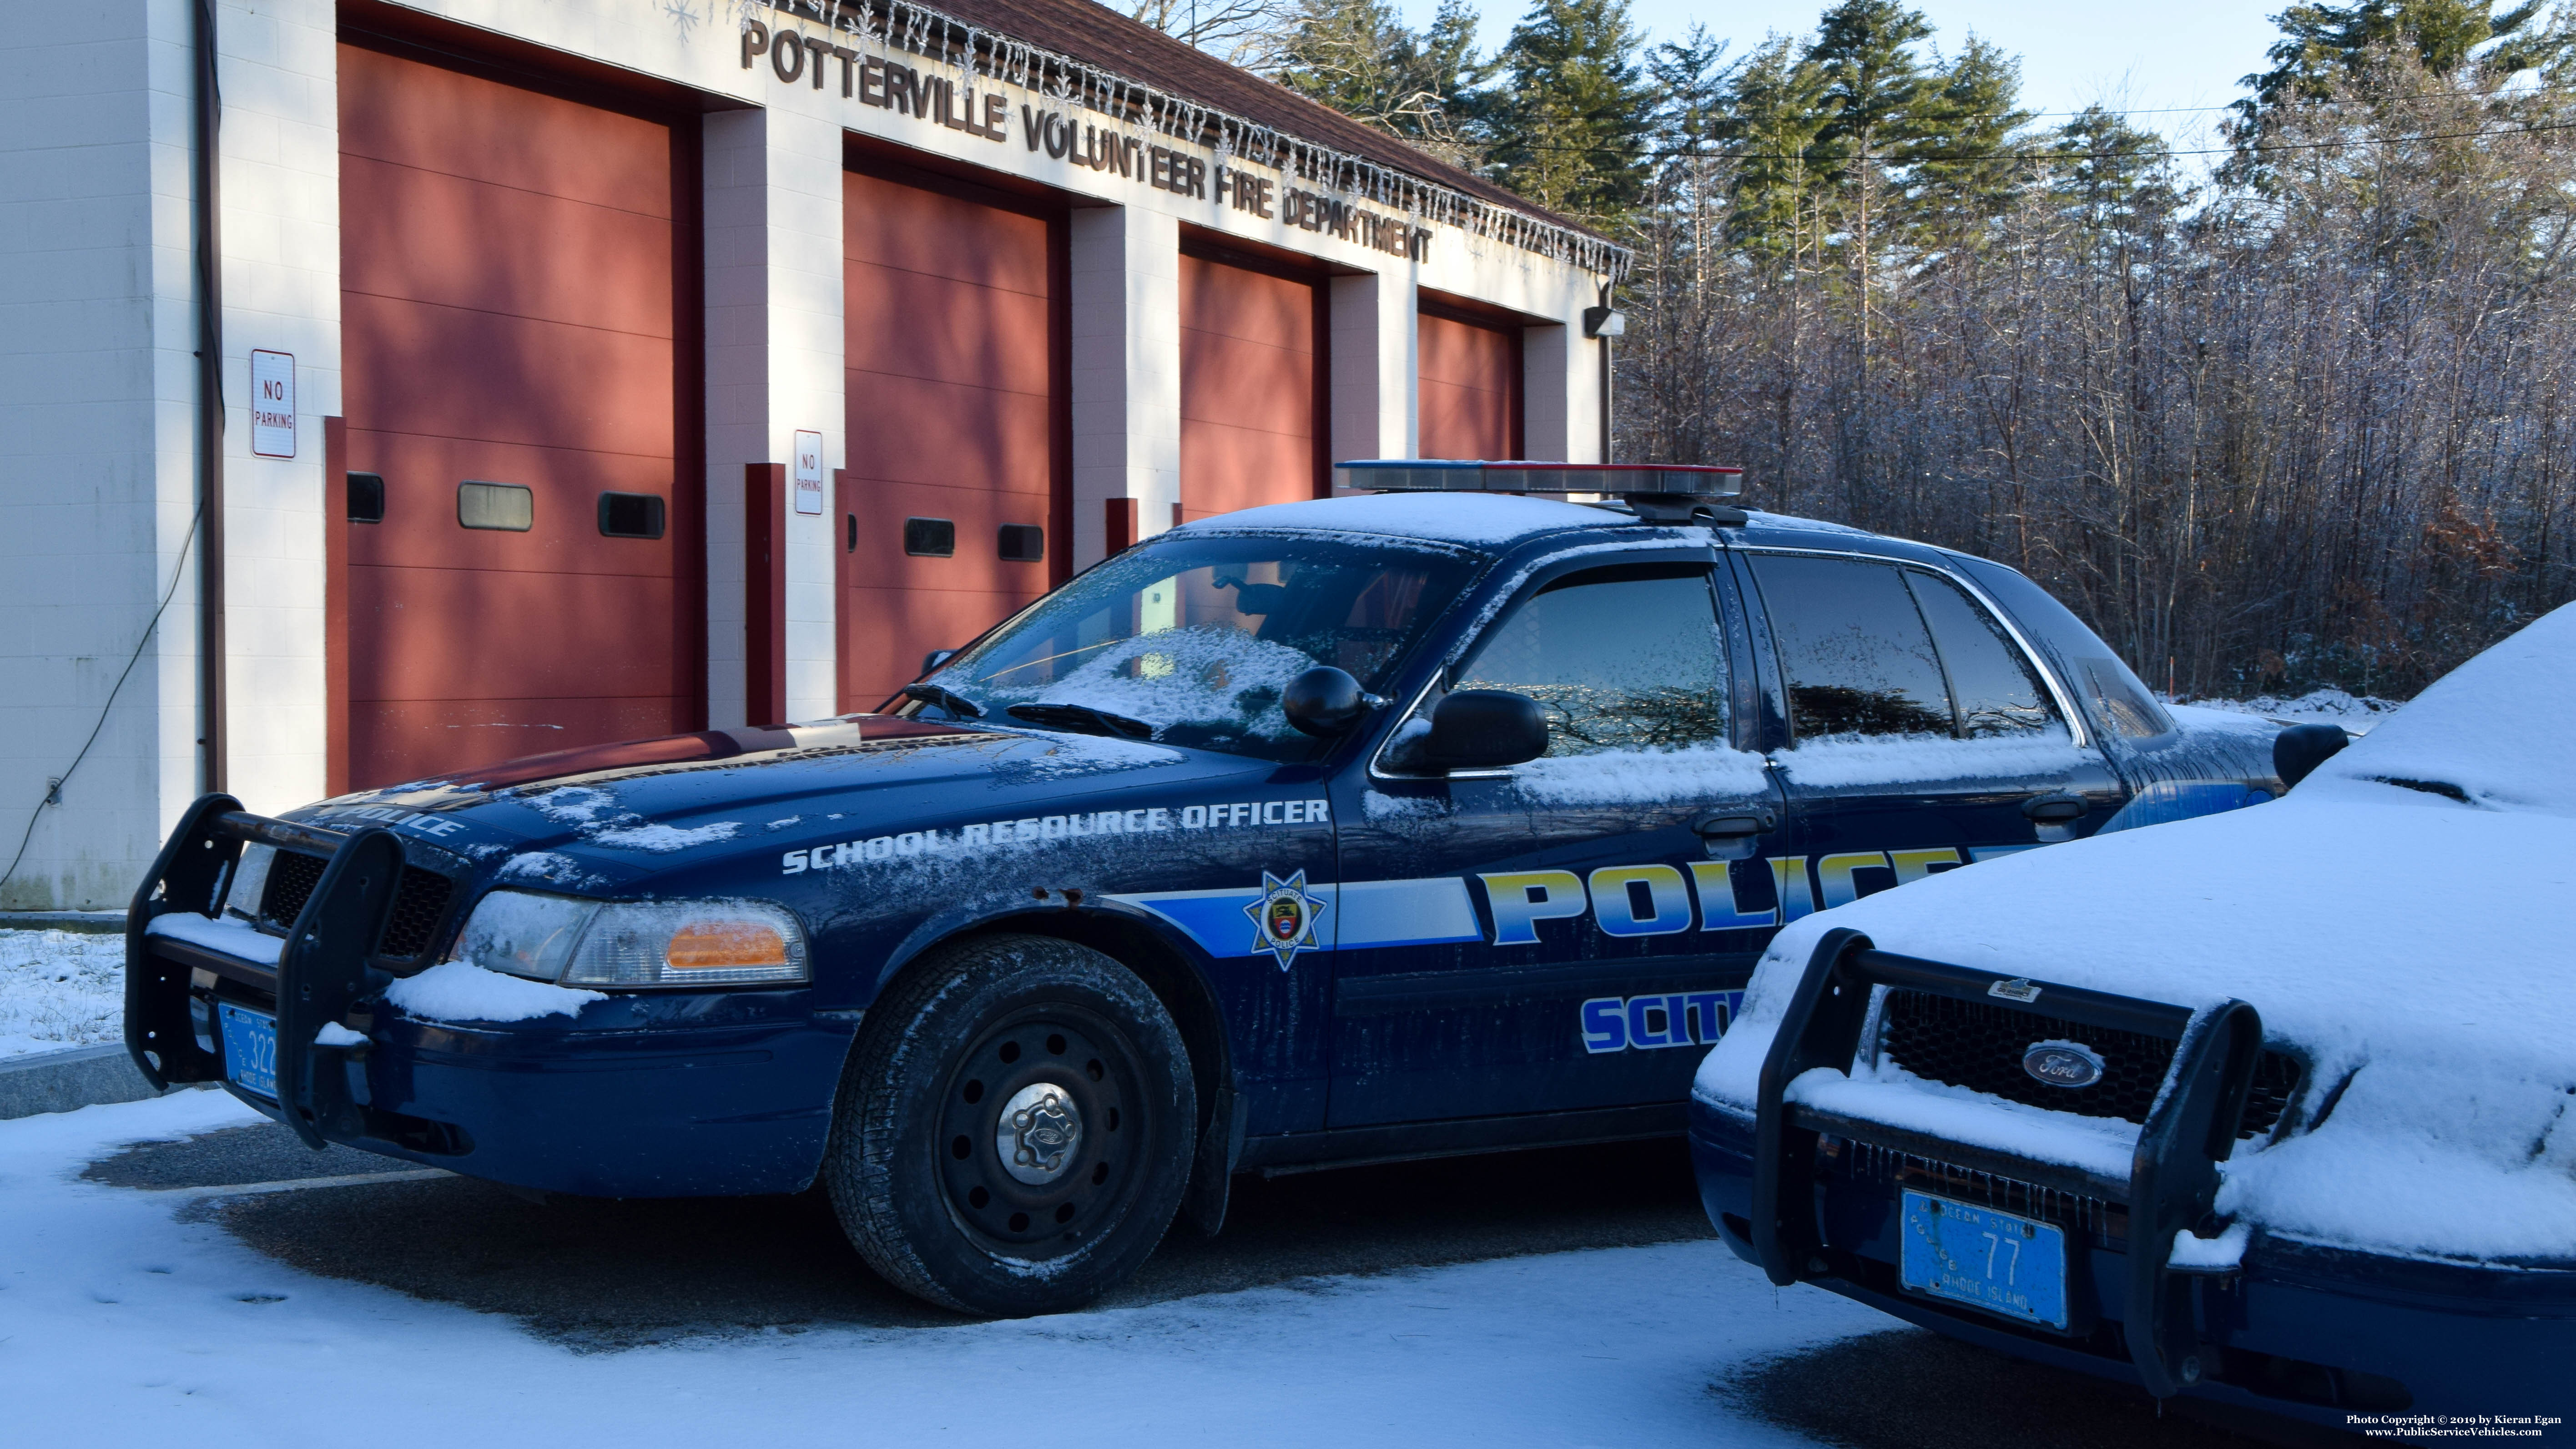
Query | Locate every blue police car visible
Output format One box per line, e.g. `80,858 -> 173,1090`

126,462 -> 2280,1316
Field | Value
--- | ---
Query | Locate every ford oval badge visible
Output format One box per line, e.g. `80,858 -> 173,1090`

2022,1040 -> 2106,1089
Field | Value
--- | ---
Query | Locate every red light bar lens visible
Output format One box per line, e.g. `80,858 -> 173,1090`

1334,460 -> 1743,498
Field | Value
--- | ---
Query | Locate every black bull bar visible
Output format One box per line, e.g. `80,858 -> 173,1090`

124,792 -> 409,1149
1745,926 -> 2266,1400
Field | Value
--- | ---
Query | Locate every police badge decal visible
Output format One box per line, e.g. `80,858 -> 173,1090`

1243,869 -> 1328,970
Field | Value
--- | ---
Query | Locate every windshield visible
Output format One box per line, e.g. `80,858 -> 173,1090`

894,534 -> 1480,761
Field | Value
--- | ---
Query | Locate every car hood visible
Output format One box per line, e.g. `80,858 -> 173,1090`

1695,789 -> 2576,1264
290,716 -> 1230,889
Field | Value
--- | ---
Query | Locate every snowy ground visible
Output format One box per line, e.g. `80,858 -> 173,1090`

0,1093 -> 2268,1449
2170,687 -> 2401,731
0,927 -> 125,1058
1,1092 -> 1870,1448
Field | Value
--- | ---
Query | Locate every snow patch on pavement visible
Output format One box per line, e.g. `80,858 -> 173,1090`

0,929 -> 127,1059
1,1091 -> 1885,1447
2174,688 -> 2401,732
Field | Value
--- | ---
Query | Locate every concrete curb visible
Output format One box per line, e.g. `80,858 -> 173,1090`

0,1044 -> 204,1121
0,911 -> 128,935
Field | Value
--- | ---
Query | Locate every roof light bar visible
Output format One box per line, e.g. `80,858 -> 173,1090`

1333,460 -> 1744,499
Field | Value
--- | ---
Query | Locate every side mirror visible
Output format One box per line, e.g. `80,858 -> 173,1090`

921,648 -> 957,676
2274,722 -> 2350,789
1283,666 -> 1373,737
1422,690 -> 1549,771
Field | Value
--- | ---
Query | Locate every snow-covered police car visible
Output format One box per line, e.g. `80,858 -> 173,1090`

125,462 -> 2282,1316
1690,604 -> 2576,1430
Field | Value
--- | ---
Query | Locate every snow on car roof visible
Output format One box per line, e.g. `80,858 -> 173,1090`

2301,601 -> 2576,816
1171,491 -> 1632,547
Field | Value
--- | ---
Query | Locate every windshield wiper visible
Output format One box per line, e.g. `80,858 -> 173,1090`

1004,702 -> 1156,740
901,682 -> 985,720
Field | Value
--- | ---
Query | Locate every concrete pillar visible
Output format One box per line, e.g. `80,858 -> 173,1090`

1068,205 -> 1179,568
1525,317 -> 1606,464
703,105 -> 844,728
1329,270 -> 1416,476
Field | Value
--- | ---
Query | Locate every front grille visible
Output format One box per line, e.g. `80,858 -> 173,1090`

378,868 -> 453,959
260,850 -> 328,924
1841,1139 -> 2127,1240
1881,990 -> 2300,1139
257,850 -> 454,960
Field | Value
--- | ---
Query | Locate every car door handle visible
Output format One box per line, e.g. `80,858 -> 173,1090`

1692,809 -> 1778,838
2021,793 -> 2087,825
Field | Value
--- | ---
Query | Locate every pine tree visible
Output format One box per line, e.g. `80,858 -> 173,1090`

1722,36 -> 1833,264
1804,0 -> 1935,355
2241,0 -> 2572,115
1906,36 -> 2032,244
1271,0 -> 1492,167
1488,0 -> 1657,227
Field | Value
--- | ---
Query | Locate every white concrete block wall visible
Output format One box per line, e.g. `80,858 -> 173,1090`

1329,270 -> 1417,474
212,0 -> 335,817
702,104 -> 846,728
1069,205 -> 1181,570
0,0 -> 200,910
1523,322 -> 1572,463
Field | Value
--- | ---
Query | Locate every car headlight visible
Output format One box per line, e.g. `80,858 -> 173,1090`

453,890 -> 809,989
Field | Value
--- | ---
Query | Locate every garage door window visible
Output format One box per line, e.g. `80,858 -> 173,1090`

457,481 -> 534,532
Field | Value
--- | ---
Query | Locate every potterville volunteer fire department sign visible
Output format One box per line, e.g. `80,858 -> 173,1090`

739,16 -> 1437,263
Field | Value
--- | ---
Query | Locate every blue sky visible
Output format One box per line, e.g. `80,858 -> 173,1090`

1417,0 -> 2288,143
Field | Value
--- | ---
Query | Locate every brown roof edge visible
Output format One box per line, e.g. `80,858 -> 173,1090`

757,0 -> 1629,275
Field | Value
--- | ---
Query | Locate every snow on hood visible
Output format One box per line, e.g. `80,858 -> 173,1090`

1694,605 -> 2576,1263
2299,601 -> 2576,817
1176,491 -> 1612,546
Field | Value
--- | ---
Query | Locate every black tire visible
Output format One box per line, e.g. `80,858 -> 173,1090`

825,933 -> 1196,1316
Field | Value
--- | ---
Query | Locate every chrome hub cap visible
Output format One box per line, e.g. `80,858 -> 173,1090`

996,1082 -> 1084,1185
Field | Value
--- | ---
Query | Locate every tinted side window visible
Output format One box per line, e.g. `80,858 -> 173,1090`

1455,566 -> 1727,756
1905,571 -> 2057,737
1749,554 -> 1953,739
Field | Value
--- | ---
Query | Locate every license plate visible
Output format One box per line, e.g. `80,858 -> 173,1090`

1898,1190 -> 2070,1331
218,1003 -> 279,1100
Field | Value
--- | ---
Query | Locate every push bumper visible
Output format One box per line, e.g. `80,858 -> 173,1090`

125,796 -> 855,1197
1689,928 -> 2576,1431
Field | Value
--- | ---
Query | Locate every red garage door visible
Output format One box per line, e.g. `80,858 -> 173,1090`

338,43 -> 698,789
840,168 -> 1062,711
1417,307 -> 1522,460
1179,250 -> 1321,523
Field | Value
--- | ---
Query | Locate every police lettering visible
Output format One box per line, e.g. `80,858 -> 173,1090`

781,799 -> 1330,873
1579,990 -> 1743,1054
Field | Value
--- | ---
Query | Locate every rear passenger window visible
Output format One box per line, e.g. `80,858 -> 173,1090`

1453,565 -> 1727,756
1750,555 -> 1952,739
1905,572 -> 2057,737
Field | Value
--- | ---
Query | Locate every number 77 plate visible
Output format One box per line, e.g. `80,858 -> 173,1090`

1898,1190 -> 2070,1330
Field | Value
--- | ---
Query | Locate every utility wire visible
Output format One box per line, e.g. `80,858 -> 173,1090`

0,504 -> 207,903
1485,114 -> 2576,165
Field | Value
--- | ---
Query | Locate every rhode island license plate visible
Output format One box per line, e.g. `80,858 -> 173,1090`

1898,1190 -> 2070,1330
218,1002 -> 279,1100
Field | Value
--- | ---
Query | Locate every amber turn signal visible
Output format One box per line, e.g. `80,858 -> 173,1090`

665,919 -> 791,970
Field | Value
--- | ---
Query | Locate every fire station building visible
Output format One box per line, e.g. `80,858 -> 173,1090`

0,0 -> 1624,910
